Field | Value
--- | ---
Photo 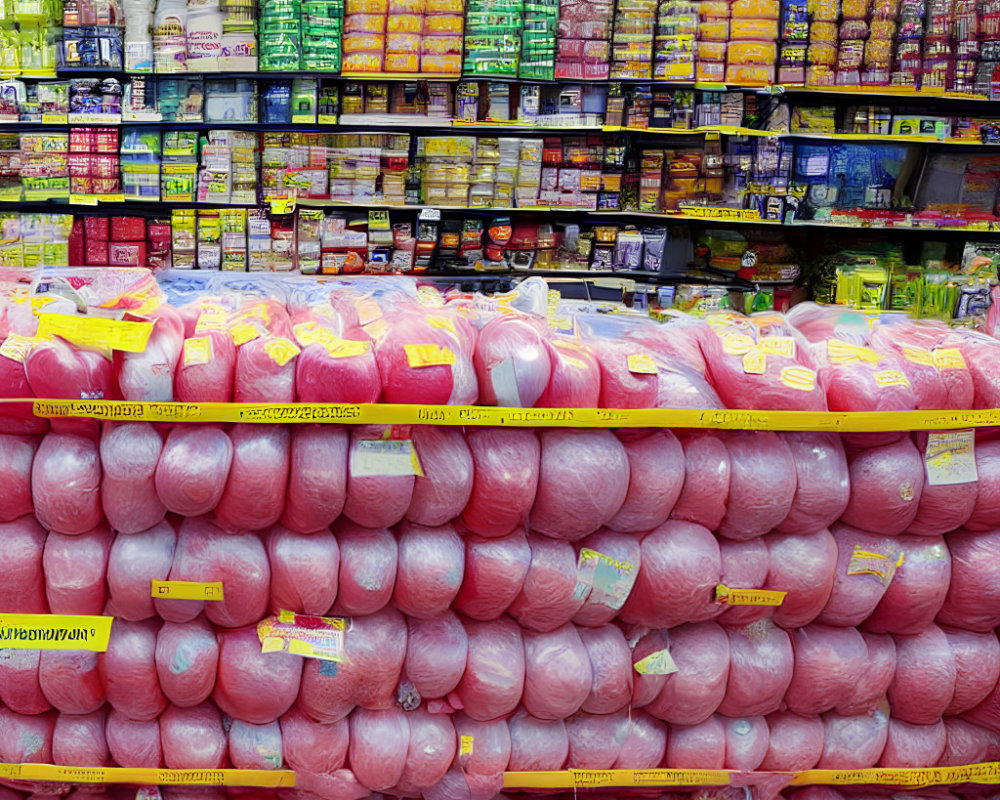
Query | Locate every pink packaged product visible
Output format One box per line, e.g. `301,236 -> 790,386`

108,241 -> 148,267
148,222 -> 172,271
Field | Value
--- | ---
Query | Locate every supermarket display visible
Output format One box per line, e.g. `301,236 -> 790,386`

0,267 -> 997,800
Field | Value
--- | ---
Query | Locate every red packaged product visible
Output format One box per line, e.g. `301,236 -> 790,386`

68,219 -> 85,267
111,217 -> 146,241
85,240 -> 109,266
108,241 -> 147,267
84,216 -> 110,240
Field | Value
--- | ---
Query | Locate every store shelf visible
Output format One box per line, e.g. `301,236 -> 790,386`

20,397 -> 1000,431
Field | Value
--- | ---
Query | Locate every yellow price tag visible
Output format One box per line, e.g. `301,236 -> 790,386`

229,323 -> 260,346
902,346 -> 934,366
827,339 -> 881,364
722,333 -> 755,355
264,337 -> 301,367
781,366 -> 817,391
151,580 -> 224,601
35,314 -> 153,354
627,354 -> 658,375
0,333 -> 39,363
459,735 -> 474,756
933,348 -> 967,370
874,369 -> 910,388
0,613 -> 113,651
427,315 -> 457,333
742,349 -> 766,375
183,337 -> 213,366
715,584 -> 787,606
0,763 -> 294,787
633,649 -> 678,675
758,336 -> 796,358
405,344 -> 456,368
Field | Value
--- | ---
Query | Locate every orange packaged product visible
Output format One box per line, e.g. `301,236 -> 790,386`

421,34 -> 463,54
345,0 -> 388,11
730,18 -> 778,37
809,20 -> 838,41
731,0 -> 779,16
385,52 -> 420,71
423,14 -> 464,33
388,0 -> 425,10
387,32 -> 421,50
806,64 -> 836,84
725,63 -> 775,82
698,40 -> 727,59
696,59 -> 726,80
342,51 -> 385,71
386,13 -> 423,31
807,0 -> 839,20
727,39 -> 777,63
343,32 -> 386,51
840,0 -> 868,16
807,41 -> 838,64
426,0 -> 463,10
699,18 -> 730,39
420,53 -> 462,73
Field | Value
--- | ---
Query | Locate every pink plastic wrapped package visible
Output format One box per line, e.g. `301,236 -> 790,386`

878,718 -> 947,768
52,708 -> 108,767
473,315 -> 551,407
508,711 -> 567,771
565,709 -> 628,768
508,533 -> 585,633
620,521 -> 721,628
0,649 -> 48,714
938,718 -> 1000,766
889,625 -> 957,724
530,429 -> 629,541
452,713 -> 511,797
839,437 -> 924,535
348,706 -> 409,791
936,528 -> 1000,632
723,716 -> 770,770
279,706 -> 348,774
536,338 -> 601,408
100,422 -> 165,534
778,433 -> 850,534
591,339 -> 658,409
392,708 -> 455,795
784,625 -> 868,715
293,322 -> 380,404
24,336 -> 114,436
717,537 -> 771,628
105,710 -> 161,767
343,426 -> 414,529
38,649 -> 104,714
332,519 -> 397,616
966,440 -> 1000,530
760,712 -> 824,771
462,428 -> 540,537
647,622 -> 729,726
718,621 -> 793,717
577,625 -> 631,715
215,424 -> 289,532
522,624 -> 592,720
394,521 -> 464,619
945,628 -> 1000,715
229,720 -> 282,770
606,430 -> 684,533
282,425 -> 348,534
670,433 -> 731,530
818,524 -> 899,627
572,528 -> 641,627
0,516 -> 47,613
155,617 -> 219,708
0,707 -> 54,763
616,712 -> 667,768
631,629 -> 671,709
837,632 -> 896,716
32,433 -> 103,535
266,525 -> 339,616
407,426 -> 474,527
176,322 -> 236,402
116,304 -> 183,402
818,711 -> 889,769
764,528 -> 837,629
376,310 -> 462,405
0,435 -> 36,523
454,529 -> 530,621
298,607 -> 406,723
154,425 -> 232,517
452,616 -> 525,722
665,716 -> 725,769
718,431 -> 796,541
404,611 -> 468,702
160,702 -> 227,769
864,534 -> 950,634
213,624 -> 302,724
43,525 -> 111,615
99,618 -> 166,721
233,300 -> 298,403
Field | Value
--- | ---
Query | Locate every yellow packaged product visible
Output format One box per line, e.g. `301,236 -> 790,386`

388,0 -> 424,10
727,39 -> 777,63
342,51 -> 385,71
806,64 -> 836,84
345,0 -> 387,11
420,53 -> 462,73
809,21 -> 838,41
807,41 -> 837,64
697,40 -> 727,59
730,18 -> 778,38
387,13 -> 423,31
698,18 -> 730,39
344,13 -> 386,31
421,34 -> 463,54
423,14 -> 464,33
731,0 -> 779,16
840,0 -> 868,16
343,32 -> 386,51
725,63 -> 774,82
386,52 -> 420,71
699,0 -> 730,16
427,0 -> 463,10
807,0 -> 839,20
696,59 -> 726,80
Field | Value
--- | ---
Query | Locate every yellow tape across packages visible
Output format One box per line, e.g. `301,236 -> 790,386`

0,614 -> 113,651
151,580 -> 224,601
20,398 -> 1000,432
790,762 -> 1000,787
0,764 -> 295,787
503,769 -> 733,789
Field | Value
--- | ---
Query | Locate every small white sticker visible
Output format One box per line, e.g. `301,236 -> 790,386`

925,430 -> 978,486
490,357 -> 522,407
350,439 -> 424,478
576,548 -> 635,611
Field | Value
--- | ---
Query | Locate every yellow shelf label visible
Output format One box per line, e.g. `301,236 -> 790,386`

0,764 -> 294,787
151,580 -> 224,601
715,584 -> 787,606
36,314 -> 153,354
0,613 -> 113,651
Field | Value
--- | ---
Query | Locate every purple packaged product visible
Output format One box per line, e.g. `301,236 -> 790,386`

641,227 -> 668,271
614,230 -> 644,270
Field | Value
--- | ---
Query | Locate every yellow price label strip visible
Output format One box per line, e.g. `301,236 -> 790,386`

0,613 -> 113,651
715,584 -> 787,606
790,762 -> 1000,787
0,764 -> 295,787
405,344 -> 456,368
503,769 -> 732,790
627,354 -> 658,374
16,398 -> 1000,433
36,314 -> 153,354
151,580 -> 224,601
